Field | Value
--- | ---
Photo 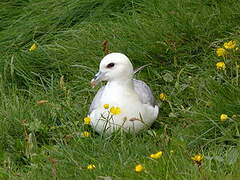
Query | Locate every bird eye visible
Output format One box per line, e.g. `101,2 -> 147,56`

106,63 -> 115,68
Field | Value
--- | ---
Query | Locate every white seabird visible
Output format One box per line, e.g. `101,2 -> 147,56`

89,53 -> 159,134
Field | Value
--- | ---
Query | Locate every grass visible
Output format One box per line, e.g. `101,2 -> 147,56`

0,0 -> 240,179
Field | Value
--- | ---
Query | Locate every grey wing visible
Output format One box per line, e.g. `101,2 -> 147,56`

133,79 -> 156,106
88,86 -> 105,115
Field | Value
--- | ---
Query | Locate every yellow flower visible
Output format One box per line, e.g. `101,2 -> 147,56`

159,93 -> 167,101
81,131 -> 91,137
29,43 -> 38,51
150,151 -> 163,159
134,164 -> 144,172
84,117 -> 91,125
191,154 -> 204,163
103,104 -> 109,109
220,114 -> 228,121
110,106 -> 121,115
216,48 -> 227,57
224,40 -> 236,49
216,62 -> 226,70
87,164 -> 96,169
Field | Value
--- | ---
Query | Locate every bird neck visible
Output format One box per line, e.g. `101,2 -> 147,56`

106,78 -> 133,90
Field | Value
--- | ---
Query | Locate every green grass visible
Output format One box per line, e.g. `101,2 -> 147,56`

0,0 -> 240,179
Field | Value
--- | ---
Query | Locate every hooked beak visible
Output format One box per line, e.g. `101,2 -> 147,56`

90,71 -> 106,88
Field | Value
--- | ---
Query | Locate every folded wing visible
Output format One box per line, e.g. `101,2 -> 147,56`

133,79 -> 156,107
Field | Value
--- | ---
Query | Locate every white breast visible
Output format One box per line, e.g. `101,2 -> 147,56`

89,82 -> 157,134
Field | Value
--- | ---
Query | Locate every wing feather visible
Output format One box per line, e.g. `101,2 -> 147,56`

133,79 -> 156,106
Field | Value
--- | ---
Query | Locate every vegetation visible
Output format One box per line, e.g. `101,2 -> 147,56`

0,0 -> 240,179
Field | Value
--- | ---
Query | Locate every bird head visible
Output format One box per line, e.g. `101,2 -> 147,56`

91,53 -> 134,87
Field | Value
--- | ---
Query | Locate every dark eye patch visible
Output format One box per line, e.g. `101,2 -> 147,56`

107,63 -> 115,68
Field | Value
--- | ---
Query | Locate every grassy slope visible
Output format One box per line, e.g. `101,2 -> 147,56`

0,0 -> 240,179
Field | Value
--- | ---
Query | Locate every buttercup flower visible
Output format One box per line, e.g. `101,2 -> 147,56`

191,154 -> 204,164
159,93 -> 167,101
216,48 -> 227,57
110,106 -> 121,115
150,151 -> 163,159
216,62 -> 226,70
224,40 -> 236,49
220,114 -> 228,121
81,131 -> 91,137
87,164 -> 96,169
29,43 -> 38,51
103,104 -> 109,109
84,117 -> 91,125
135,164 -> 144,172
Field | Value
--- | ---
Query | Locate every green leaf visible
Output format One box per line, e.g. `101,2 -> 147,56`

29,119 -> 43,132
147,130 -> 157,137
163,72 -> 174,82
